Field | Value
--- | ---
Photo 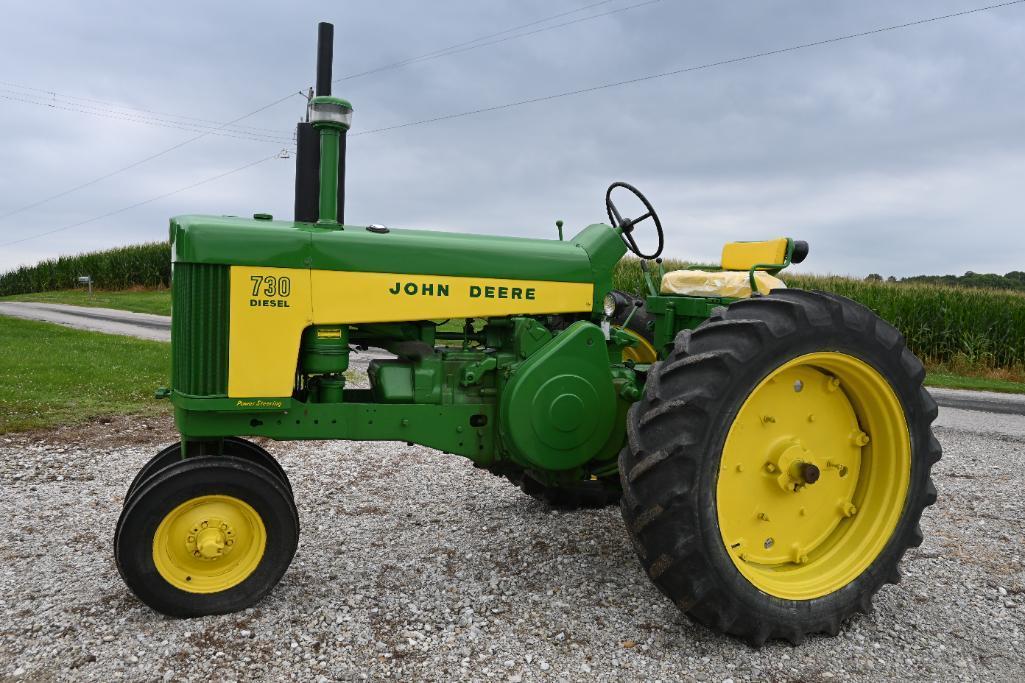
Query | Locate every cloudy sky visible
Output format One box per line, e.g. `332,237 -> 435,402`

1,1 -> 1023,277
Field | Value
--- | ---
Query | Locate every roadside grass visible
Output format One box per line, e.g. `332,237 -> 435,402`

0,288 -> 171,316
0,317 -> 170,433
924,371 -> 1025,394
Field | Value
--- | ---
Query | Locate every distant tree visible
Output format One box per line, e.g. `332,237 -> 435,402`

851,269 -> 1025,293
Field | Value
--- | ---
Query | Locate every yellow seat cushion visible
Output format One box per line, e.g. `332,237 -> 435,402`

721,238 -> 788,271
661,269 -> 786,298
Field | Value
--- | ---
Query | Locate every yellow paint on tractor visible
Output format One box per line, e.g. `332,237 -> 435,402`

227,265 -> 593,397
152,495 -> 267,593
716,352 -> 911,600
720,238 -> 789,271
310,269 -> 593,321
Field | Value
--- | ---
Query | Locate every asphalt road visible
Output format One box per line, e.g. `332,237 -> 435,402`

0,301 -> 170,342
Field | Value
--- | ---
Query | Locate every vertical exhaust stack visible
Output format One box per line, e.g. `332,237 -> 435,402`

294,22 -> 352,225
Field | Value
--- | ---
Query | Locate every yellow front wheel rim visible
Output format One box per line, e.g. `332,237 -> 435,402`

152,495 -> 267,593
716,352 -> 911,600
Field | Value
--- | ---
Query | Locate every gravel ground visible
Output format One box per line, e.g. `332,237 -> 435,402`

1,397 -> 1024,681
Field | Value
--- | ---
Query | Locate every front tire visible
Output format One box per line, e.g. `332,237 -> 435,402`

124,437 -> 293,500
115,456 -> 299,617
619,289 -> 940,645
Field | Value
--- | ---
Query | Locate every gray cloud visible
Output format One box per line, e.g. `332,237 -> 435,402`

1,0 -> 1023,277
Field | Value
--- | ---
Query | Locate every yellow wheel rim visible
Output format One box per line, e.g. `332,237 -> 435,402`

716,352 -> 911,600
152,495 -> 267,594
617,327 -> 658,364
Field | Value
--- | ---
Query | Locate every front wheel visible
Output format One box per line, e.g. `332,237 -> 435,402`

115,456 -> 299,617
124,437 -> 293,500
619,289 -> 940,645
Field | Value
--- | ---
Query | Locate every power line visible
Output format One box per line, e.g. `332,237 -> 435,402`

0,151 -> 285,247
6,1 -> 1018,250
334,0 -> 620,82
353,0 -> 663,75
0,90 -> 295,144
0,0 -> 658,145
0,91 -> 303,222
0,80 -> 291,136
0,0 -> 645,225
354,0 -> 1025,137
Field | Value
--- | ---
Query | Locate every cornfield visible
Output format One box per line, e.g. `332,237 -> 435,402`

613,258 -> 1025,370
0,242 -> 171,296
3,247 -> 1023,371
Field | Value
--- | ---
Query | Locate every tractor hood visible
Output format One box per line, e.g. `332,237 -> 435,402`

170,215 -> 623,284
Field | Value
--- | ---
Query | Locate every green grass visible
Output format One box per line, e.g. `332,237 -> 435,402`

0,317 -> 170,433
1,288 -> 171,315
924,372 -> 1025,394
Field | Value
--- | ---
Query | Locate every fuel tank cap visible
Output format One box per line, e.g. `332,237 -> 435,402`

366,224 -> 390,234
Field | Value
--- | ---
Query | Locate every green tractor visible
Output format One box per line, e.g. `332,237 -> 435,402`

114,23 -> 939,645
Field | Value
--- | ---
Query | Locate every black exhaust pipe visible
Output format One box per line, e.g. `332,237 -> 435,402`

316,22 -> 333,97
295,21 -> 343,224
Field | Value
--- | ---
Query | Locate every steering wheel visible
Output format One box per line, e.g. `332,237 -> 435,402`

605,181 -> 664,259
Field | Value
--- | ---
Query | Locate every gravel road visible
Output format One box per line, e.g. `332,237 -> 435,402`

1,371 -> 1023,680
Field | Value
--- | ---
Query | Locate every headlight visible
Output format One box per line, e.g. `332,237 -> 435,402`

603,293 -> 618,318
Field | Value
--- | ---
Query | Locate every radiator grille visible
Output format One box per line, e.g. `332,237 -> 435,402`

171,263 -> 229,396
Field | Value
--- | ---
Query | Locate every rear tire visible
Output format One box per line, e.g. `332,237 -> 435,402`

619,289 -> 940,645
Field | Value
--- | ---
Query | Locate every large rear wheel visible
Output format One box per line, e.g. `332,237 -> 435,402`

619,289 -> 940,644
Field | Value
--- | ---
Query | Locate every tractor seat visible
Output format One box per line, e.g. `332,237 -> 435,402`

660,269 -> 785,298
660,237 -> 794,298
